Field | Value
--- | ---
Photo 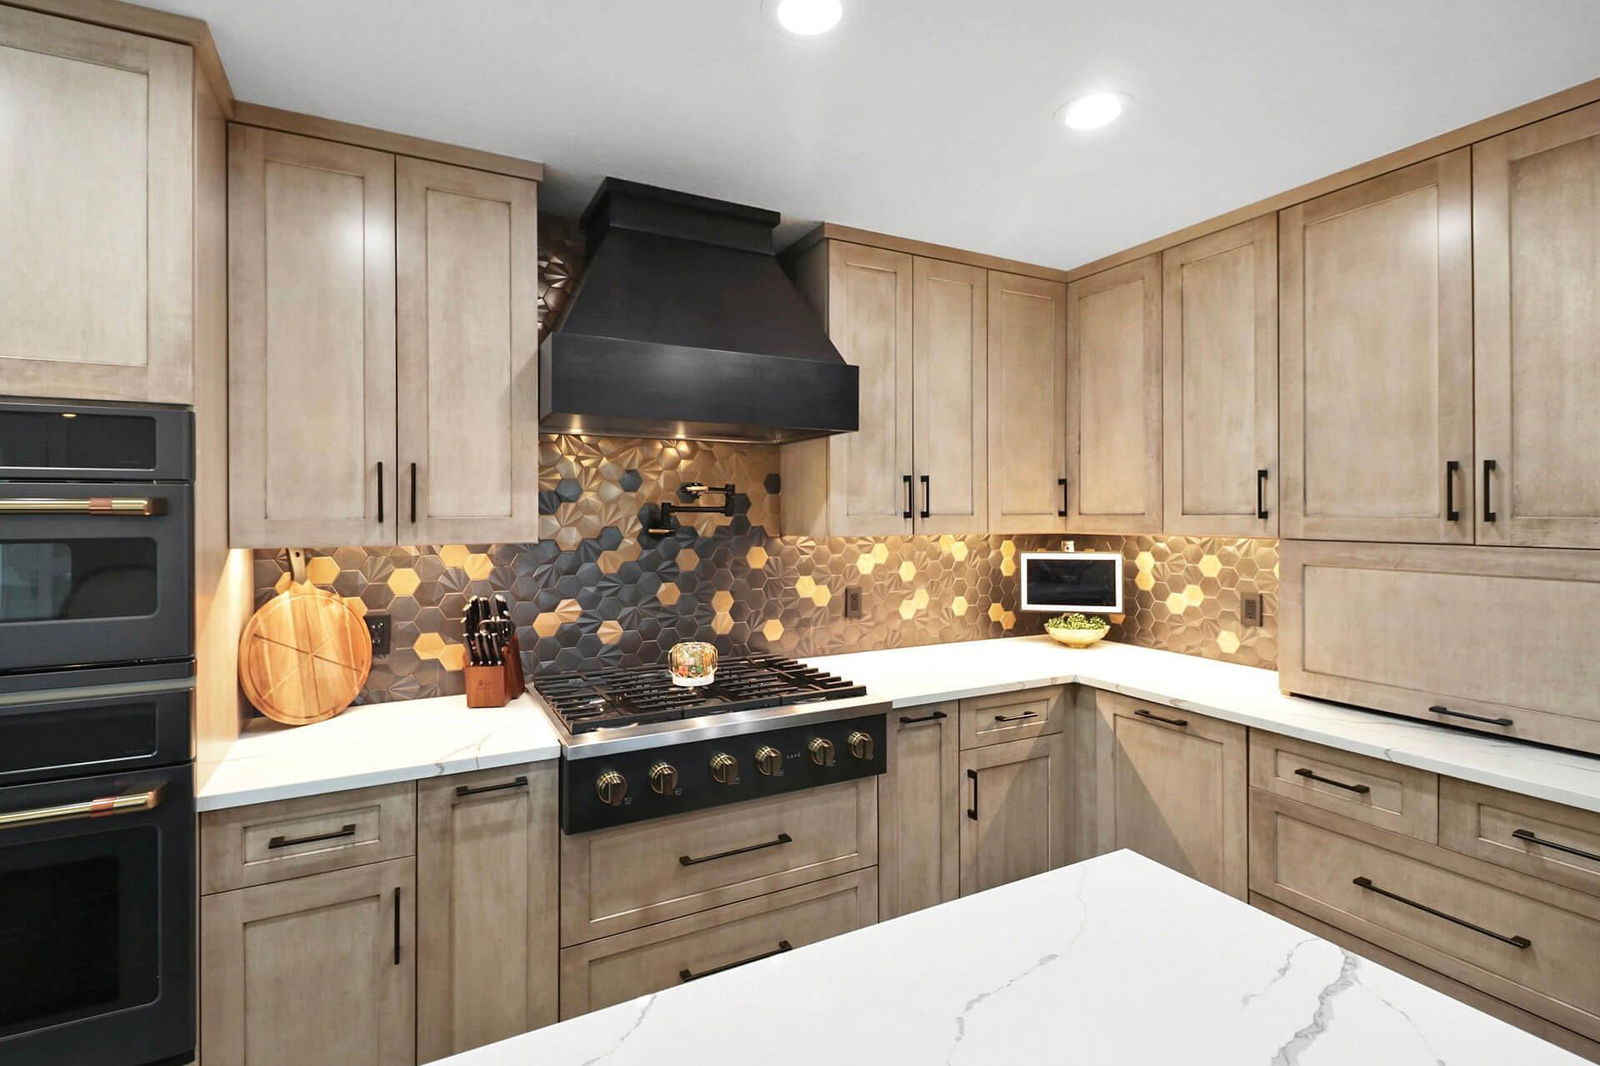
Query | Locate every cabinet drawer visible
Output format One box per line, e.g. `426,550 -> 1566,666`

1252,793 -> 1600,1040
560,779 -> 876,945
1249,731 -> 1438,841
200,782 -> 416,894
558,869 -> 876,1018
959,687 -> 1065,748
1441,779 -> 1600,899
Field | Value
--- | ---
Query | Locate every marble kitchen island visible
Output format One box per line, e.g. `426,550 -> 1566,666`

436,850 -> 1581,1065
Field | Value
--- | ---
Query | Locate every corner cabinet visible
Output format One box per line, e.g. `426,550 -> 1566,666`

1064,255 -> 1163,533
1279,149 -> 1474,544
229,126 -> 540,548
0,6 -> 194,403
1162,217 -> 1278,537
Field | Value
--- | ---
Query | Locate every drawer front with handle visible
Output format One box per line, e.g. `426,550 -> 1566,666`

559,778 -> 876,945
1251,793 -> 1600,1040
1441,778 -> 1600,898
558,869 -> 876,1018
200,782 -> 417,894
1249,731 -> 1438,841
959,687 -> 1065,749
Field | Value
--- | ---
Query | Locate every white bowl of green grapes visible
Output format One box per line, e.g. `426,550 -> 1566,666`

1044,613 -> 1110,648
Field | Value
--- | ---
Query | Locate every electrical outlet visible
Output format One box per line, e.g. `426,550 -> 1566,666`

1242,594 -> 1263,628
1059,539 -> 1075,552
844,587 -> 864,620
365,613 -> 392,657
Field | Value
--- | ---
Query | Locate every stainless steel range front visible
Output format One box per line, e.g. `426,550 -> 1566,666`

529,656 -> 887,834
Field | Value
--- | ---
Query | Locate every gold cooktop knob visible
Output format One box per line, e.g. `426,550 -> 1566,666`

847,731 -> 875,761
710,752 -> 740,786
807,737 -> 836,767
595,769 -> 628,807
649,762 -> 679,796
755,745 -> 785,777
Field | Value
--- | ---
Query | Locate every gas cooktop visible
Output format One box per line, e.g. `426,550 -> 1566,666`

530,654 -> 866,734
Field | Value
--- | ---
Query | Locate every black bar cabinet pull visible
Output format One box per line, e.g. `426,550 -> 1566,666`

679,940 -> 792,983
1293,767 -> 1371,794
967,768 -> 979,821
1057,476 -> 1069,518
455,775 -> 529,799
1134,708 -> 1188,729
919,474 -> 931,519
1483,459 -> 1497,522
994,711 -> 1039,723
902,474 -> 913,519
1445,460 -> 1460,522
377,462 -> 384,524
410,461 -> 419,524
393,886 -> 402,965
1429,704 -> 1514,728
1511,828 -> 1600,864
1256,468 -> 1270,520
900,710 -> 949,725
1352,876 -> 1530,948
268,823 -> 356,850
680,833 -> 793,867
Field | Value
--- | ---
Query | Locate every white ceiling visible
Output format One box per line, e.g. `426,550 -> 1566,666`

165,0 -> 1600,270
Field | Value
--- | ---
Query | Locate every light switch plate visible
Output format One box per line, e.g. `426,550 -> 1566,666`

365,613 -> 392,657
1242,594 -> 1263,628
844,587 -> 864,620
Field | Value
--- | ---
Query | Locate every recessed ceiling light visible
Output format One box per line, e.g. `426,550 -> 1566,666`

1056,91 -> 1133,131
766,0 -> 843,36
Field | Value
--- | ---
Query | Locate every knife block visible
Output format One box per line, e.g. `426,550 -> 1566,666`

464,632 -> 526,708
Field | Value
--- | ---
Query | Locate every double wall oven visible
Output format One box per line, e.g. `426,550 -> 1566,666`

0,400 -> 196,1066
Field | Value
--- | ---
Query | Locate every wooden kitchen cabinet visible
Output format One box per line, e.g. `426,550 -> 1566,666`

912,257 -> 988,533
1279,149 -> 1474,544
200,858 -> 417,1066
1162,216 -> 1278,537
417,763 -> 558,1062
987,271 -> 1069,533
959,733 -> 1070,896
1064,255 -> 1163,533
228,126 -> 397,548
1094,692 -> 1247,898
1473,101 -> 1600,549
397,157 -> 541,545
878,703 -> 961,920
0,7 -> 194,404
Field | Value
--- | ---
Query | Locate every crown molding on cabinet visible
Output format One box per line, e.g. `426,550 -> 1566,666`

230,101 -> 546,183
783,223 -> 1073,285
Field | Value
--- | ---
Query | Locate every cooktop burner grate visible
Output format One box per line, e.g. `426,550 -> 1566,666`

531,655 -> 866,733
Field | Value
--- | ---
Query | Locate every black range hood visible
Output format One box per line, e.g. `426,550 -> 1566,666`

539,178 -> 858,444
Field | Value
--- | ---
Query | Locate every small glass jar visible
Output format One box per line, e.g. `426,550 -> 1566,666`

667,641 -> 718,687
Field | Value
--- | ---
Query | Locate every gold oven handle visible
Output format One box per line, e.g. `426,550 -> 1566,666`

0,497 -> 167,516
0,787 -> 165,830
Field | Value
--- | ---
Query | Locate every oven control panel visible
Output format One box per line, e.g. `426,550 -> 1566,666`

561,713 -> 887,834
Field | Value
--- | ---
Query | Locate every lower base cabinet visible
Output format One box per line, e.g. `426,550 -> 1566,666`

1094,692 -> 1248,898
200,858 -> 417,1066
878,703 -> 961,919
557,869 -> 878,1018
416,763 -> 559,1062
959,733 -> 1070,895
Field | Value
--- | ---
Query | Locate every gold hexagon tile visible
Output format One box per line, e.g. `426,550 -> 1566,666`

1135,550 -> 1155,572
856,554 -> 878,575
1165,592 -> 1188,614
870,543 -> 889,564
950,541 -> 969,562
676,548 -> 700,573
1184,584 -> 1205,606
1000,610 -> 1017,630
710,589 -> 734,612
987,603 -> 1006,623
1198,554 -> 1222,578
438,644 -> 468,671
898,560 -> 916,581
657,583 -> 682,606
746,545 -> 769,569
1217,631 -> 1241,654
306,555 -> 339,586
464,553 -> 494,581
795,575 -> 817,598
762,619 -> 784,641
897,599 -> 917,621
712,611 -> 734,635
438,544 -> 471,569
343,596 -> 367,618
597,621 -> 623,645
1135,570 -> 1156,591
414,633 -> 446,660
811,585 -> 832,607
950,595 -> 969,617
388,568 -> 421,597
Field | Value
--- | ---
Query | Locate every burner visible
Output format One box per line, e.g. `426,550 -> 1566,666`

531,655 -> 866,734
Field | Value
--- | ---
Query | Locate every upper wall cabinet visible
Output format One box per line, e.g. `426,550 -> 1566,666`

1473,101 -> 1600,549
988,272 -> 1069,534
229,127 -> 398,548
0,7 -> 193,404
229,128 -> 540,548
912,258 -> 989,534
1162,217 -> 1278,537
1064,255 -> 1163,533
1279,150 -> 1474,543
396,158 -> 541,544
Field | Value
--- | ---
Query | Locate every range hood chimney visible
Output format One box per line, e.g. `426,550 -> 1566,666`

539,178 -> 858,444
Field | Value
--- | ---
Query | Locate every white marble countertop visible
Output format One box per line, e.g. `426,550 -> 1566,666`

435,850 -> 1583,1065
805,636 -> 1600,815
195,692 -> 560,811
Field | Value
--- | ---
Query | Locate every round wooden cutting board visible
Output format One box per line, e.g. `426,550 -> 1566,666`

239,583 -> 372,726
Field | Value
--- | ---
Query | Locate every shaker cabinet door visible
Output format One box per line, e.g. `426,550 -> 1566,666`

878,703 -> 961,920
987,271 -> 1069,533
959,734 -> 1069,896
228,126 -> 397,547
1279,150 -> 1474,544
1474,101 -> 1600,549
912,258 -> 988,534
396,157 -> 541,545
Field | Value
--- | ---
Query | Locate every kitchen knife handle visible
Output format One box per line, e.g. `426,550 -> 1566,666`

919,474 -> 931,519
410,462 -> 418,524
1483,459 -> 1497,523
902,474 -> 913,520
376,462 -> 384,524
1256,468 -> 1270,520
1058,477 -> 1069,518
1445,460 -> 1460,522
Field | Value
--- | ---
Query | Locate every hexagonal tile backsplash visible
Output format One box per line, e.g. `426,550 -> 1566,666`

252,434 -> 1280,706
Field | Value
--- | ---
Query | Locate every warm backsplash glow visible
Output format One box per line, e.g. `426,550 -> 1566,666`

252,435 -> 1279,705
